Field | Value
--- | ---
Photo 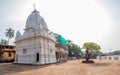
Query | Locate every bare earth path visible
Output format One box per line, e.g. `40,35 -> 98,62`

0,59 -> 120,75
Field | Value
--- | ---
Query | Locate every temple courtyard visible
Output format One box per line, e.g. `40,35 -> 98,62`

0,59 -> 120,75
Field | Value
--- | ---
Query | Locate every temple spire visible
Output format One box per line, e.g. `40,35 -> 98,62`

32,4 -> 39,13
33,4 -> 36,10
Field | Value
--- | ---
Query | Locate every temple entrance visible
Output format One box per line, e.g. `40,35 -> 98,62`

56,52 -> 60,62
36,53 -> 39,62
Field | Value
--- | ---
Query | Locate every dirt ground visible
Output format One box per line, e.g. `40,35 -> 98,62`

0,59 -> 120,75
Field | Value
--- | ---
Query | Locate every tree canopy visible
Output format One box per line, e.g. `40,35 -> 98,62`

83,42 -> 101,53
67,40 -> 82,56
0,39 -> 8,45
5,28 -> 14,45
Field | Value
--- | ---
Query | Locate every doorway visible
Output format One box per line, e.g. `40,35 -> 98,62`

56,52 -> 60,62
36,53 -> 39,62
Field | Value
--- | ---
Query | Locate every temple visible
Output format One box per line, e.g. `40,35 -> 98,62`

14,8 -> 68,64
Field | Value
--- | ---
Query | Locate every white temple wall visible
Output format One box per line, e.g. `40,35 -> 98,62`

15,35 -> 62,64
17,54 -> 36,64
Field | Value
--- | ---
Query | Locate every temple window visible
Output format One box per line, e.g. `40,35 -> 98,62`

23,49 -> 27,54
50,49 -> 53,54
8,52 -> 11,57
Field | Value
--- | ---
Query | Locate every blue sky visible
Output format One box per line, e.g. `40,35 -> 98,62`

0,0 -> 120,53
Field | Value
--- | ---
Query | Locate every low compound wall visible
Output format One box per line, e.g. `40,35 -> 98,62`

97,55 -> 120,62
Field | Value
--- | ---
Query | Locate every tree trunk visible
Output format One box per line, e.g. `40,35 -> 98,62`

7,38 -> 9,45
86,49 -> 90,61
82,49 -> 94,63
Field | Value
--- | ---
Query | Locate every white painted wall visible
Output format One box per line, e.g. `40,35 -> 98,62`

97,55 -> 120,62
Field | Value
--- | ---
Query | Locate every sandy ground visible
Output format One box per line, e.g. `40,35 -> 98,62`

0,59 -> 120,75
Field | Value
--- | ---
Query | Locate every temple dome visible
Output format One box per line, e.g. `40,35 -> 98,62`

26,9 -> 48,30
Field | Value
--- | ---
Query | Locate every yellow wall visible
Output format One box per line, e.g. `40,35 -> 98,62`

3,52 -> 15,61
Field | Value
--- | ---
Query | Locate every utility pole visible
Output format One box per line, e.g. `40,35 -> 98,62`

110,49 -> 112,55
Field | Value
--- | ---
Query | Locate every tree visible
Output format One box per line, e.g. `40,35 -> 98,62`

111,50 -> 120,55
67,40 -> 82,57
67,40 -> 74,56
5,28 -> 14,45
82,42 -> 101,62
0,39 -> 8,45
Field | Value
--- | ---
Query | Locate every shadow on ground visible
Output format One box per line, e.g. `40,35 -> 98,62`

0,62 -> 66,75
90,62 -> 111,67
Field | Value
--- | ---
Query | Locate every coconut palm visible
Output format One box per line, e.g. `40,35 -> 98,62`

5,28 -> 14,45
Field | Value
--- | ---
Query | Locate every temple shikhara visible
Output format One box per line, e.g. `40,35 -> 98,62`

14,8 -> 68,64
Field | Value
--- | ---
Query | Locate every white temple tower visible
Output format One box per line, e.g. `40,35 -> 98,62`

14,6 -> 68,65
14,9 -> 57,64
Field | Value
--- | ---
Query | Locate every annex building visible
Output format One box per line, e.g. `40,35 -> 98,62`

0,45 -> 15,62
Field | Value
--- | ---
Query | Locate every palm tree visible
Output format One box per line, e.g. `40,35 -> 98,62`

5,28 -> 14,45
